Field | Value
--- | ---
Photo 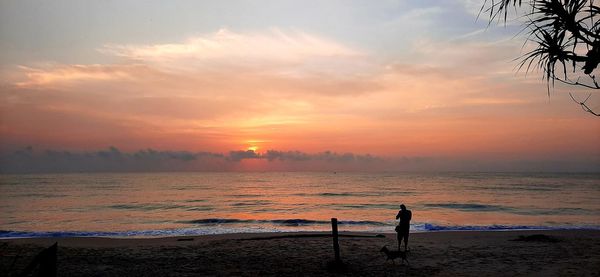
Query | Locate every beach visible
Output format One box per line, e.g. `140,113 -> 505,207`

2,230 -> 599,276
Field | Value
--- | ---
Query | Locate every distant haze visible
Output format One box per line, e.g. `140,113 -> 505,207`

1,146 -> 597,173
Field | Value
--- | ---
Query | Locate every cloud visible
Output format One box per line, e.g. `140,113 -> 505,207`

1,146 -> 597,173
0,146 -> 387,173
2,27 -> 597,164
0,146 -> 228,173
100,28 -> 366,75
1,29 -> 384,154
104,28 -> 359,59
228,150 -> 261,161
263,150 -> 380,163
264,150 -> 311,161
14,64 -> 153,88
226,149 -> 380,163
12,28 -> 373,96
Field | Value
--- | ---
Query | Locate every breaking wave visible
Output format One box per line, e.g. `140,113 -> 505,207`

182,218 -> 388,226
2,222 -> 599,239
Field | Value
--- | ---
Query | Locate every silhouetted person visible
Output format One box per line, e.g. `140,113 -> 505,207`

395,204 -> 411,251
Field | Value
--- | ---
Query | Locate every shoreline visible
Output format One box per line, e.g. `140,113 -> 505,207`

2,230 -> 599,276
3,229 -> 600,245
3,223 -> 599,241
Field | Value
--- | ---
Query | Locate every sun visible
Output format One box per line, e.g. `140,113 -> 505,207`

245,139 -> 267,152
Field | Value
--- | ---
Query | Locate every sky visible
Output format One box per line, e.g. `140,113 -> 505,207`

0,0 -> 599,173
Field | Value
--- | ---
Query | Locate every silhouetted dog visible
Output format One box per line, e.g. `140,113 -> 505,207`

380,246 -> 409,265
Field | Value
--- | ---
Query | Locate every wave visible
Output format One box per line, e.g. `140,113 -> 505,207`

184,199 -> 207,203
182,218 -> 388,226
2,223 -> 599,239
109,203 -> 188,211
319,192 -> 356,197
318,192 -> 382,197
338,220 -> 389,226
423,203 -> 507,212
329,203 -> 399,210
0,230 -> 122,238
225,194 -> 263,198
0,228 -> 274,238
182,218 -> 600,230
13,193 -> 70,198
185,218 -> 252,224
185,206 -> 214,211
421,203 -> 598,215
291,192 -> 383,197
230,201 -> 272,207
418,223 -> 600,231
270,219 -> 328,225
187,219 -> 600,231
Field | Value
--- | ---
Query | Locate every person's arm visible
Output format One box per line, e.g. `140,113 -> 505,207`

395,210 -> 401,220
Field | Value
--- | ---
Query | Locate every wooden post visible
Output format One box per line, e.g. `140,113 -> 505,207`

331,218 -> 340,262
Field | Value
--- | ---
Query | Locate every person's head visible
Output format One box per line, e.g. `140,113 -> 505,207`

400,204 -> 406,210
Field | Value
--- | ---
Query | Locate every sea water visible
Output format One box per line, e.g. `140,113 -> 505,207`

1,172 -> 599,238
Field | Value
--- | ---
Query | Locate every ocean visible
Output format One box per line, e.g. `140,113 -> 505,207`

1,172 -> 599,238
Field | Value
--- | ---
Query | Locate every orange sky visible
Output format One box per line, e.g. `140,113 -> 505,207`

0,1 -> 598,172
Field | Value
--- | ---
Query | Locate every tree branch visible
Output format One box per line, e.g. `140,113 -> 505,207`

553,75 -> 600,89
569,92 -> 600,116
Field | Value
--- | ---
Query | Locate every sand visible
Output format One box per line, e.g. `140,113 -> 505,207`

2,230 -> 599,276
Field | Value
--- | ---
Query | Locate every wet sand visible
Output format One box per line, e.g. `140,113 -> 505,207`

2,230 -> 599,276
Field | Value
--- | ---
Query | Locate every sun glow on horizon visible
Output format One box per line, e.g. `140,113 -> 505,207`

245,140 -> 269,153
